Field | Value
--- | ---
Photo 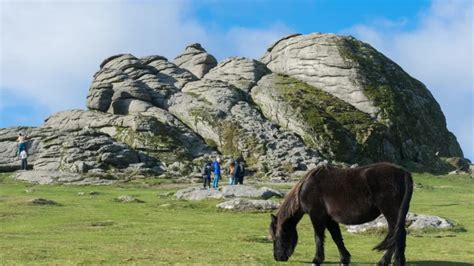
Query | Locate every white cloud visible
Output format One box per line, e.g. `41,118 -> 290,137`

0,0 -> 291,114
347,0 -> 473,92
343,0 -> 473,159
222,24 -> 293,59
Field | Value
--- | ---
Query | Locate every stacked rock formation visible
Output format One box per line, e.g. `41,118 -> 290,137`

0,33 -> 465,183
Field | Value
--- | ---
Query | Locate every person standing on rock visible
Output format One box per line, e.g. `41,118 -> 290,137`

212,157 -> 221,189
202,160 -> 212,189
17,132 -> 27,155
19,149 -> 28,170
236,159 -> 245,185
228,161 -> 236,185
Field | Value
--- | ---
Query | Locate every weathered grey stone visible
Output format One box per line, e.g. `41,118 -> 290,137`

174,43 -> 217,78
169,77 -> 321,177
14,170 -> 113,185
175,185 -> 284,201
443,157 -> 471,172
142,55 -> 198,89
346,213 -> 455,233
0,32 -> 466,179
260,33 -> 463,168
220,185 -> 283,199
175,187 -> 224,200
262,33 -> 379,116
251,73 -> 383,162
204,57 -> 271,92
216,198 -> 280,211
115,195 -> 145,203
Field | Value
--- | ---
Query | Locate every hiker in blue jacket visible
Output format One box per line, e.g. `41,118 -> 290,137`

212,157 -> 221,189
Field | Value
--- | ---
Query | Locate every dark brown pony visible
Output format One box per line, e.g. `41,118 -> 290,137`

269,162 -> 413,266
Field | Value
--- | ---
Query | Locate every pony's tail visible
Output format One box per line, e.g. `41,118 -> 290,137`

374,171 -> 413,251
276,166 -> 322,218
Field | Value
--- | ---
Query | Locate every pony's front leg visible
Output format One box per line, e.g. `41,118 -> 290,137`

327,220 -> 351,265
310,215 -> 326,265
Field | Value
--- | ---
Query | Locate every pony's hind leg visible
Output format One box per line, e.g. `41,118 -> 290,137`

376,208 -> 398,266
309,214 -> 326,265
326,220 -> 351,265
393,227 -> 407,266
377,248 -> 394,266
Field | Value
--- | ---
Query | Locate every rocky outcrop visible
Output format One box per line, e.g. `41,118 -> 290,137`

252,73 -> 384,162
204,57 -> 271,92
169,77 -> 321,177
261,33 -> 463,169
262,33 -> 379,116
0,34 -> 466,181
173,43 -> 217,78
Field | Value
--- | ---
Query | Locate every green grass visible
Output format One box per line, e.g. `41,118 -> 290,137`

0,172 -> 472,265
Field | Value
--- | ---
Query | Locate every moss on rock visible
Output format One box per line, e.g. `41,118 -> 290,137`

338,38 -> 463,170
266,74 -> 386,162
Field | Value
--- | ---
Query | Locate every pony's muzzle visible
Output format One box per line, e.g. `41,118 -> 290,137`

274,254 -> 289,262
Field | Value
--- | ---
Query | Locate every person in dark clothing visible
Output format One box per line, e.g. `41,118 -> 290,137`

202,161 -> 212,189
236,161 -> 245,184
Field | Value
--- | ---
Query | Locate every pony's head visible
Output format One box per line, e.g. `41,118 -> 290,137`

269,214 -> 298,261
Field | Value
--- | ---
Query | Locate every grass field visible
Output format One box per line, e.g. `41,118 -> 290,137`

0,172 -> 472,265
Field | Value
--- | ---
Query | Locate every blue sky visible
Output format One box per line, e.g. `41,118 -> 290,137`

1,0 -> 472,160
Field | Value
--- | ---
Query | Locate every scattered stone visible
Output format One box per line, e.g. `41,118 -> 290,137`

28,198 -> 60,206
24,188 -> 34,193
175,187 -> 223,201
175,185 -> 284,201
221,185 -> 283,199
114,195 -> 144,203
89,191 -> 100,195
216,198 -> 280,211
346,213 -> 455,234
78,192 -> 86,196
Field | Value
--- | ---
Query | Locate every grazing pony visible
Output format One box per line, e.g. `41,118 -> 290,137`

269,162 -> 413,266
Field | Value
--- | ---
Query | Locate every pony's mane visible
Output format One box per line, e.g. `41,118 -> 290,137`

276,165 -> 326,225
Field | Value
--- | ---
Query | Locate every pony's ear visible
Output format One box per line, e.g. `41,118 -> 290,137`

271,214 -> 277,223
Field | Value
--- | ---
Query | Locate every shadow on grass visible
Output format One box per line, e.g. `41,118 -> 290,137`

408,261 -> 472,266
292,261 -> 472,266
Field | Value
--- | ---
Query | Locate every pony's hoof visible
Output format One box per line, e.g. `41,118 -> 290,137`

312,257 -> 324,266
341,256 -> 351,264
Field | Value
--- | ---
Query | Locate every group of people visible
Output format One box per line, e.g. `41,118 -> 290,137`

201,157 -> 245,189
17,132 -> 28,170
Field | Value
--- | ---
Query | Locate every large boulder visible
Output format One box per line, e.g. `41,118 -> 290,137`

261,33 -> 463,169
252,73 -> 384,163
204,57 -> 271,92
173,43 -> 217,78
